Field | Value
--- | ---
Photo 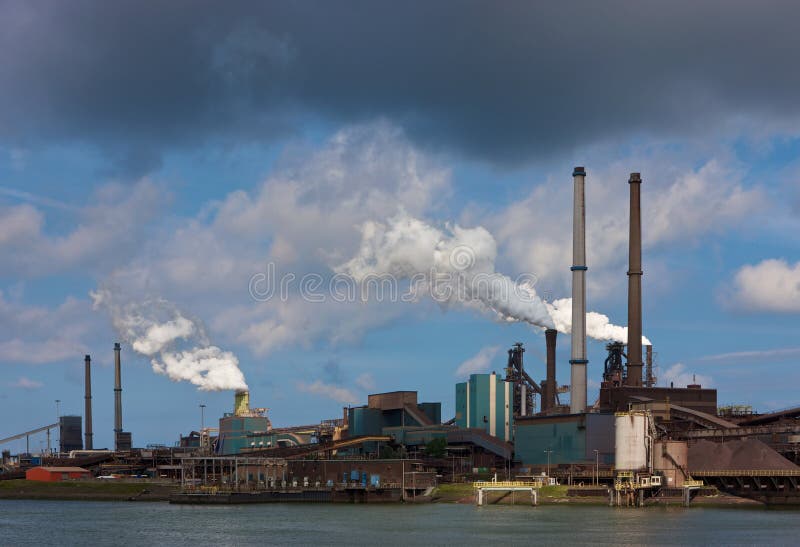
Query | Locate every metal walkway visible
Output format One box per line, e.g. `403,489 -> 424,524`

473,481 -> 539,506
446,429 -> 513,460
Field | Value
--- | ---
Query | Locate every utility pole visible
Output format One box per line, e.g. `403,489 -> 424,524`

593,449 -> 599,486
55,399 -> 60,454
544,448 -> 552,479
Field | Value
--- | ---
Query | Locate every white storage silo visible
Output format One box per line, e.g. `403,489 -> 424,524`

614,411 -> 649,472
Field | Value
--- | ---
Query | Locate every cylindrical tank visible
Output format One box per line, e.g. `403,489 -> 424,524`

652,440 -> 688,487
614,411 -> 648,471
234,390 -> 250,416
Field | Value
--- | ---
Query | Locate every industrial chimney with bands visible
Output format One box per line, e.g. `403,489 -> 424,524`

114,342 -> 123,449
569,167 -> 588,413
84,354 -> 93,450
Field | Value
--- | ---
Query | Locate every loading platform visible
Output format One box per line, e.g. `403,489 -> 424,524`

473,480 -> 540,506
690,469 -> 800,504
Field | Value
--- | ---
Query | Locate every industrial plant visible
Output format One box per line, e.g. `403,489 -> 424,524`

2,167 -> 799,507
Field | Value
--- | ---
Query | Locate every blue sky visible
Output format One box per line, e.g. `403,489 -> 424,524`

1,2 -> 799,451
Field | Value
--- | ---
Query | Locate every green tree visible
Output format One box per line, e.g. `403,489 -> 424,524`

424,437 -> 447,458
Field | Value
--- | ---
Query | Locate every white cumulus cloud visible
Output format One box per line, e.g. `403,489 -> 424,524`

490,158 -> 765,297
296,380 -> 358,404
0,291 -> 93,365
455,346 -> 501,377
660,363 -> 712,389
726,258 -> 800,313
355,373 -> 376,392
9,376 -> 43,390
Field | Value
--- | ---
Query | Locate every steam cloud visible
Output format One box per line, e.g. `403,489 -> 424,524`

90,289 -> 247,391
339,212 -> 651,345
545,298 -> 651,345
338,212 -> 555,329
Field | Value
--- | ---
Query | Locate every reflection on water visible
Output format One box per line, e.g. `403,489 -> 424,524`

1,500 -> 796,546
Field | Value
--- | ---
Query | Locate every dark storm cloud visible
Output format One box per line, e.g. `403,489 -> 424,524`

1,0 -> 799,172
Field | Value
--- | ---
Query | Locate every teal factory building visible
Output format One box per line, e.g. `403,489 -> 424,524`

455,372 -> 513,442
513,412 -> 615,466
347,391 -> 444,453
215,390 -> 314,455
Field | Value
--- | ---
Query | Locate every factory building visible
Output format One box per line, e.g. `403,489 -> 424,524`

58,416 -> 83,453
217,390 -> 332,455
599,385 -> 717,415
26,466 -> 91,482
346,391 -> 443,454
216,390 -> 273,455
455,373 -> 513,442
509,168 -> 714,469
348,391 -> 441,437
514,413 -> 615,466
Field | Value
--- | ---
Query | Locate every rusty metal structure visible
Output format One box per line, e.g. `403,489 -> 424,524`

504,342 -> 542,417
602,342 -> 625,388
541,329 -> 558,413
84,354 -> 93,450
645,345 -> 656,388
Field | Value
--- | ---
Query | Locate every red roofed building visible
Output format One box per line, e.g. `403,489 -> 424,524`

26,466 -> 91,482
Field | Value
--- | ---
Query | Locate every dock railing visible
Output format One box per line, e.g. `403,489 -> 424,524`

689,469 -> 800,477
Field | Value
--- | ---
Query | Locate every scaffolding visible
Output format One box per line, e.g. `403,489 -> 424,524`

179,456 -> 288,492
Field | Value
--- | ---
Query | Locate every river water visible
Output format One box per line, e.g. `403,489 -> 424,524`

1,500 -> 796,546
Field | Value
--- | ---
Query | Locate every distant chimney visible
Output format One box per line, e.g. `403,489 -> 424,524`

626,173 -> 643,387
84,354 -> 93,450
544,329 -> 557,412
113,342 -> 123,449
234,389 -> 250,416
570,167 -> 588,413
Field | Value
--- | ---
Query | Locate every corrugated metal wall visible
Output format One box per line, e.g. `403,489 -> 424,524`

514,413 -> 615,465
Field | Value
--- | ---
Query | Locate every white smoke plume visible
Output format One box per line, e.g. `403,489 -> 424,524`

90,288 -> 247,391
545,298 -> 652,345
337,212 -> 556,329
339,212 -> 652,346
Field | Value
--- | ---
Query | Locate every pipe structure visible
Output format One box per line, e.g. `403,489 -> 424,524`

544,329 -> 557,412
626,173 -> 643,387
84,355 -> 93,450
569,167 -> 588,413
114,342 -> 123,449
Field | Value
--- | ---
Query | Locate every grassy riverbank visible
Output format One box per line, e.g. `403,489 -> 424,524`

0,479 -> 762,506
0,480 -> 175,501
430,483 -> 760,506
431,483 -> 608,505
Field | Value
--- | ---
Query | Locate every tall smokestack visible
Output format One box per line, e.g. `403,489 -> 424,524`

570,167 -> 588,413
626,173 -> 643,387
114,342 -> 123,449
544,329 -> 557,412
84,354 -> 93,450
